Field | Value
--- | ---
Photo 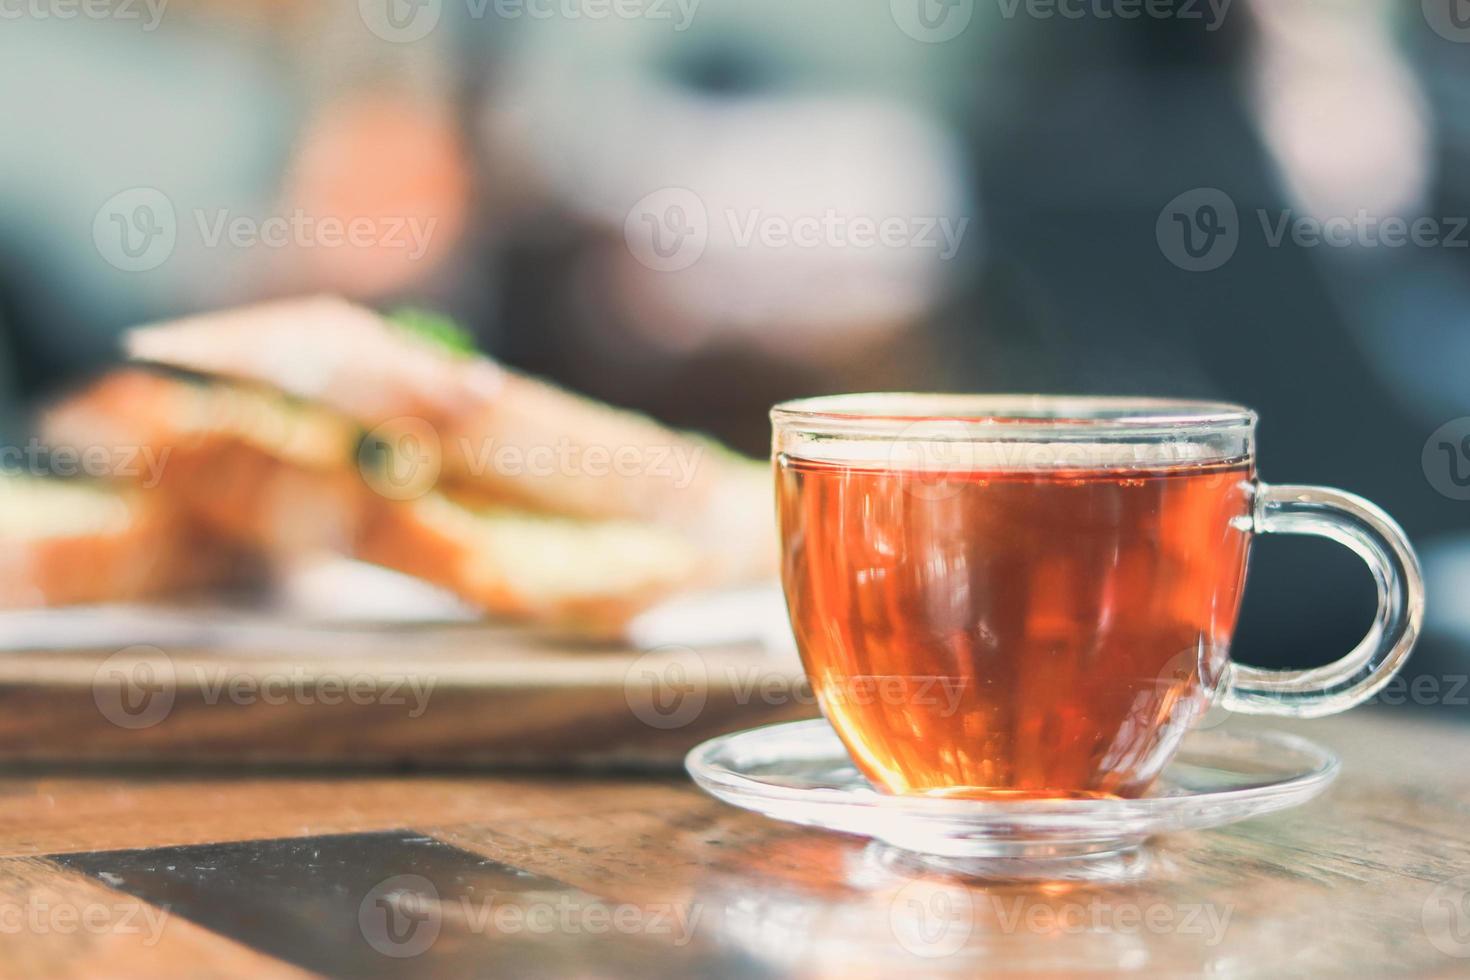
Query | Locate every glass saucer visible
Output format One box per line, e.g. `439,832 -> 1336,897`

686,719 -> 1338,866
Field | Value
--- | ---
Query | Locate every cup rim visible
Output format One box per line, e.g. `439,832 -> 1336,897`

771,393 -> 1257,437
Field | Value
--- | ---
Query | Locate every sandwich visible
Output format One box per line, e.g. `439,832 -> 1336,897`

34,299 -> 776,635
0,471 -> 243,609
125,297 -> 775,583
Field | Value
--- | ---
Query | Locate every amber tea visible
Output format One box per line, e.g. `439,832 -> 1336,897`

777,453 -> 1254,799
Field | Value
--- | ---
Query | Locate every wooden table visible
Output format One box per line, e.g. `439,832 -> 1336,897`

1,709 -> 1467,978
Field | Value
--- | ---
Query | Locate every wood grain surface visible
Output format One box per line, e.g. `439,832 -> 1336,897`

0,710 -> 1466,977
0,620 -> 814,767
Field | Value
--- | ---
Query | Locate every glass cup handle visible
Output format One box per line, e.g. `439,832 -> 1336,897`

1222,483 -> 1425,718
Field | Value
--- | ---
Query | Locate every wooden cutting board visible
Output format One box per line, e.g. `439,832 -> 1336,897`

0,608 -> 816,769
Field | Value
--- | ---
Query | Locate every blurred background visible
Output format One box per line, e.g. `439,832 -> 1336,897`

0,0 -> 1467,700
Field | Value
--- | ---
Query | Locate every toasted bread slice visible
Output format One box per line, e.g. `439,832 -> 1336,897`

155,441 -> 368,557
155,439 -> 701,635
126,297 -> 776,581
157,445 -> 702,636
358,491 -> 700,637
41,371 -> 705,634
0,474 -> 242,608
41,370 -> 366,558
41,368 -> 359,473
